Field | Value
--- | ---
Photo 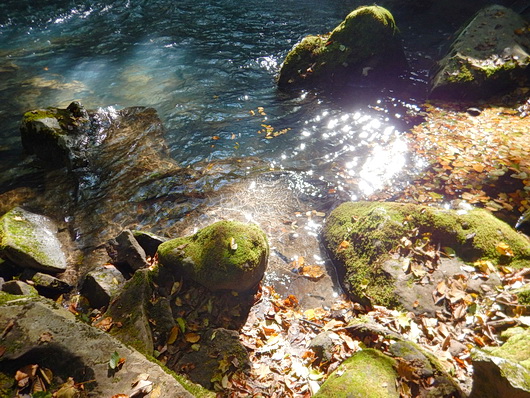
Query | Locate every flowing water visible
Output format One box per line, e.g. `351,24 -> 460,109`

0,0 -> 449,305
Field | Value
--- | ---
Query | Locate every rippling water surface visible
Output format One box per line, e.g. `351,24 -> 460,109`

0,0 -> 430,200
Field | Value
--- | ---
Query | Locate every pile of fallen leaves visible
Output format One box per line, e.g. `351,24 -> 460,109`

373,91 -> 530,223
221,263 -> 529,397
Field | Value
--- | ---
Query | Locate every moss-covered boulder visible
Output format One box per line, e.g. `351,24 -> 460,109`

314,348 -> 399,398
277,5 -> 407,89
157,220 -> 269,292
430,5 -> 530,100
20,101 -> 89,168
104,269 -> 157,355
0,207 -> 67,274
470,343 -> 530,398
323,201 -> 530,307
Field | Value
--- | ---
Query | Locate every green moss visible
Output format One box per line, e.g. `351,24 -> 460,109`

323,202 -> 530,307
484,328 -> 530,370
0,371 -> 15,397
278,6 -> 405,87
314,349 -> 398,398
157,221 -> 268,292
144,354 -> 215,398
0,291 -> 32,305
447,62 -> 475,83
516,287 -> 530,306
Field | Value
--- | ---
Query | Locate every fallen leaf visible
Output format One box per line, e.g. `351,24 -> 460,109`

496,242 -> 514,257
337,240 -> 350,252
185,333 -> 201,343
299,265 -> 325,280
109,351 -> 121,370
167,326 -> 179,345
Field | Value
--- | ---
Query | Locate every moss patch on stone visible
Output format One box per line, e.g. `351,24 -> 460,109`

0,207 -> 67,273
157,220 -> 269,292
323,201 -> 530,307
485,327 -> 530,370
277,5 -> 406,88
314,348 -> 398,398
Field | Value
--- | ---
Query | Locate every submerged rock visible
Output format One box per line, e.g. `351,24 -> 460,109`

430,5 -> 530,99
323,201 -> 530,307
277,5 -> 407,89
314,348 -> 399,398
157,220 -> 269,292
0,207 -> 67,274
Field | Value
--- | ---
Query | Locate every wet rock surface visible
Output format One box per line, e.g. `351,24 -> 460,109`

0,207 -> 67,274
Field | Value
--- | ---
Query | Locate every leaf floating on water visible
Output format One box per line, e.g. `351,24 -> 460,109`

299,265 -> 325,280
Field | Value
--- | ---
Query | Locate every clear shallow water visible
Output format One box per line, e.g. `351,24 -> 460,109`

0,0 -> 429,201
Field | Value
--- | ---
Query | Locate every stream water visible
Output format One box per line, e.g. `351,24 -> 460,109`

0,0 -> 460,306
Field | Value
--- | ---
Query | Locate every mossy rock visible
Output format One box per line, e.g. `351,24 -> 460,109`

485,327 -> 530,370
157,220 -> 269,292
323,201 -> 530,307
278,5 -> 407,89
430,5 -> 530,99
0,207 -> 67,274
19,103 -> 86,168
470,348 -> 530,398
104,268 -> 156,355
314,348 -> 399,398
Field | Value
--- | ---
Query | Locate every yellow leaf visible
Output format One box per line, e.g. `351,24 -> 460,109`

337,240 -> 350,252
472,164 -> 485,173
496,242 -> 514,257
167,325 -> 179,345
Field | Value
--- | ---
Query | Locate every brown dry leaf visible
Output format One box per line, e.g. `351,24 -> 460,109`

111,395 -> 129,398
322,319 -> 344,331
337,240 -> 350,252
38,331 -> 53,343
167,325 -> 179,345
95,316 -> 114,332
185,332 -> 201,343
300,265 -> 325,280
0,346 -> 6,358
15,364 -> 38,382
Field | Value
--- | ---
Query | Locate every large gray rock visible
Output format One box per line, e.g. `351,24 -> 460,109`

157,220 -> 269,292
430,5 -> 530,99
0,207 -> 67,274
0,294 -> 211,397
277,5 -> 407,89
